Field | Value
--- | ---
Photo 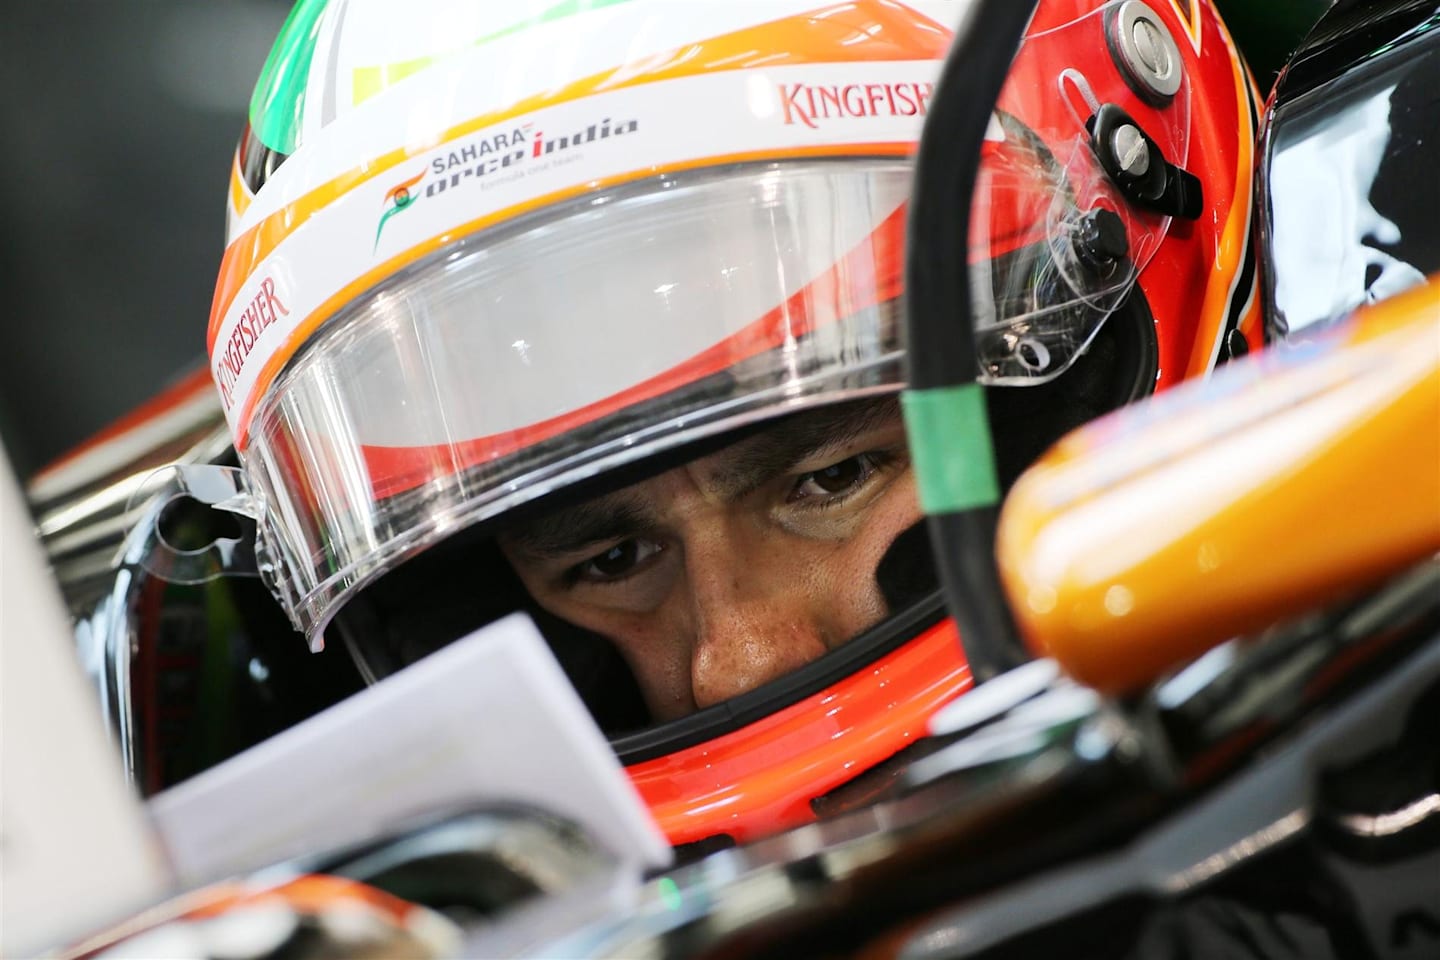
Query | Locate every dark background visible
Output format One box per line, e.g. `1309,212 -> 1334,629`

0,0 -> 1328,483
0,0 -> 290,480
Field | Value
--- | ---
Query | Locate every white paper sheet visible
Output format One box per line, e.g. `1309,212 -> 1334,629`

147,612 -> 672,887
1,444 -> 171,957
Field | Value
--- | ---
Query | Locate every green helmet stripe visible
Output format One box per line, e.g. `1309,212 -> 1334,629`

352,0 -> 640,106
481,0 -> 639,43
250,0 -> 330,156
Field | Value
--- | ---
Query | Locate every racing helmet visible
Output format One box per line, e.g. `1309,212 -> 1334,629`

211,0 -> 1262,848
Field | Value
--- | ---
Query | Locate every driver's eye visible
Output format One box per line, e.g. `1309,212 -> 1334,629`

810,458 -> 866,493
576,538 -> 663,583
791,453 -> 883,502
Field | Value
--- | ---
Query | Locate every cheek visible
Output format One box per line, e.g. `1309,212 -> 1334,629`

610,614 -> 695,721
540,602 -> 698,722
834,470 -> 923,575
498,553 -> 697,720
808,471 -> 924,639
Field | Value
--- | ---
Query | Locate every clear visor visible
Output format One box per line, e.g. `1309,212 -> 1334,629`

240,4 -> 1192,644
247,161 -> 914,643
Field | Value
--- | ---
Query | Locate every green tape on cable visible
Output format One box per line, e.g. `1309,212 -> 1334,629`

902,384 -> 1001,515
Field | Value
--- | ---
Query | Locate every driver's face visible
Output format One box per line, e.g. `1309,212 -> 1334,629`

498,398 -> 921,722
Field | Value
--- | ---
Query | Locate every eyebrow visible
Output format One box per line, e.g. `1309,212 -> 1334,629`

502,397 -> 902,561
704,396 -> 901,500
503,495 -> 654,562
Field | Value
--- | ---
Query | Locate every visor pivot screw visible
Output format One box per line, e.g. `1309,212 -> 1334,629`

1088,104 -> 1204,220
1132,18 -> 1171,78
1075,209 -> 1130,274
1106,1 -> 1183,105
1112,124 -> 1151,178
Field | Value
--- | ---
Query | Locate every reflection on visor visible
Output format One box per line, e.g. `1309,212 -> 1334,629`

245,161 -> 915,643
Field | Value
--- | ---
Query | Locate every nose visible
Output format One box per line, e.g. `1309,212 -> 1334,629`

688,559 -> 830,711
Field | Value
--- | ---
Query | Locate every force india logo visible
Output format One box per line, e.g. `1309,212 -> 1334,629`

374,115 -> 640,249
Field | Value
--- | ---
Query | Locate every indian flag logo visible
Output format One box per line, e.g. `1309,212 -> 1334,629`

374,169 -> 426,250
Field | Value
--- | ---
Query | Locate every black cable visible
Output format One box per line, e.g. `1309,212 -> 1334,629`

902,0 -> 1041,682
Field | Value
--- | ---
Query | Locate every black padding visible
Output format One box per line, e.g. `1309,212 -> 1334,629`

877,521 -> 939,611
986,291 -> 1157,489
